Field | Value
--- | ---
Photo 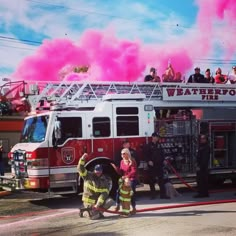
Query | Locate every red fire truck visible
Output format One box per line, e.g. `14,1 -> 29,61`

5,81 -> 236,195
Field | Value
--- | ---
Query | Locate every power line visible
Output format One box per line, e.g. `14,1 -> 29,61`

197,62 -> 236,65
0,44 -> 35,51
26,0 -> 132,21
1,35 -> 236,64
0,36 -> 41,45
25,0 -> 236,32
194,58 -> 236,62
25,0 -> 195,30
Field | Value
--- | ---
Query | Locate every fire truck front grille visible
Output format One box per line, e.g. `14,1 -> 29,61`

12,150 -> 28,178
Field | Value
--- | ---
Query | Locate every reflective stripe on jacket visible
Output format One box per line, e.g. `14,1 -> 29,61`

118,178 -> 133,213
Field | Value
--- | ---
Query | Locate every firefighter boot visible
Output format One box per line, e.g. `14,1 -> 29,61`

79,207 -> 93,218
90,210 -> 102,220
113,204 -> 120,212
130,207 -> 136,215
103,197 -> 115,210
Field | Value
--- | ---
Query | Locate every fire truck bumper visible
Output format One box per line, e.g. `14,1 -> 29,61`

14,178 -> 40,189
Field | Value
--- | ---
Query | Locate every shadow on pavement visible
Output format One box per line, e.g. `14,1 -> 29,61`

132,209 -> 236,218
29,194 -> 83,209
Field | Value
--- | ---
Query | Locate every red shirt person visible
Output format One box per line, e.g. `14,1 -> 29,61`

214,68 -> 228,84
112,148 -> 138,215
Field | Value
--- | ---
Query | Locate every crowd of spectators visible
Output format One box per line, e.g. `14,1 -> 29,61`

144,64 -> 236,84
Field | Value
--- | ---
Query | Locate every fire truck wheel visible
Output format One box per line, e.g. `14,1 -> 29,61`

103,163 -> 119,200
80,162 -> 119,200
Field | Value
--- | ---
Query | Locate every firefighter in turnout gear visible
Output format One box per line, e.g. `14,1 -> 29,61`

115,177 -> 133,217
77,153 -> 114,220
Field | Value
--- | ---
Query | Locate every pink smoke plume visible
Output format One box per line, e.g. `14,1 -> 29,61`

13,30 -> 194,83
13,0 -> 236,83
14,31 -> 146,82
14,39 -> 90,82
196,0 -> 236,59
214,0 -> 236,21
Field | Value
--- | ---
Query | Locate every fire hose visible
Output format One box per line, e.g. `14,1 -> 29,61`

99,199 -> 236,214
166,159 -> 197,192
95,160 -> 236,215
166,159 -> 236,194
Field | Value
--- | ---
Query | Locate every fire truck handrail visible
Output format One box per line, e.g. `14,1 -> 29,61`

24,81 -> 236,111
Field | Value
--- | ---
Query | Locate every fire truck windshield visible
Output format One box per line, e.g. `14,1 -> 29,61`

20,115 -> 49,143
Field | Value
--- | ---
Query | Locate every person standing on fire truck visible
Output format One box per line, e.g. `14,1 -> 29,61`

193,134 -> 210,198
144,132 -> 169,199
77,153 -> 114,220
187,67 -> 205,83
144,67 -> 161,82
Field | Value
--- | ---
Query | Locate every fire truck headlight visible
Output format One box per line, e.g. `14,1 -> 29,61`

26,153 -> 32,158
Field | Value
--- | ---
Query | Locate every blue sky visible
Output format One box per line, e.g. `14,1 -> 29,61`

0,0 -> 236,82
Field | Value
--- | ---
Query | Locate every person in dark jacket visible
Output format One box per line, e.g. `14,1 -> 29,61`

144,132 -> 169,199
188,67 -> 206,83
144,67 -> 161,82
193,134 -> 210,198
204,68 -> 215,83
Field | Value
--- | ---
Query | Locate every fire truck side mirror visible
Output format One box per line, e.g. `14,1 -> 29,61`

53,120 -> 62,147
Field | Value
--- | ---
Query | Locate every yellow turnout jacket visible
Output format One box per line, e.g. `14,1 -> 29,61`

77,158 -> 109,207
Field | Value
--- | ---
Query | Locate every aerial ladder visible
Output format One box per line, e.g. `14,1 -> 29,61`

19,81 -> 236,112
2,80 -> 236,113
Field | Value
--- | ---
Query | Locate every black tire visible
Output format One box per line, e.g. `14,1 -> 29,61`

103,163 -> 119,199
82,161 -> 120,200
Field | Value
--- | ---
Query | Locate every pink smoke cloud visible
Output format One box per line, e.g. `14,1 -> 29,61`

80,31 -> 146,82
139,44 -> 193,80
14,31 -> 146,82
214,0 -> 236,22
197,0 -> 236,29
13,0 -> 236,83
14,39 -> 89,82
14,29 -> 194,83
196,0 -> 236,60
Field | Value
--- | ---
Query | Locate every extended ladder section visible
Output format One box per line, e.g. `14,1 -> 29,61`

23,81 -> 236,111
27,81 -> 163,111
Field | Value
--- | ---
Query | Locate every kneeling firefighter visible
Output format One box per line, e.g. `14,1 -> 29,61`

77,153 -> 114,220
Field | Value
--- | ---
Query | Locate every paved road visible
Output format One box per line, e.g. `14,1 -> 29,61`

0,186 -> 236,236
